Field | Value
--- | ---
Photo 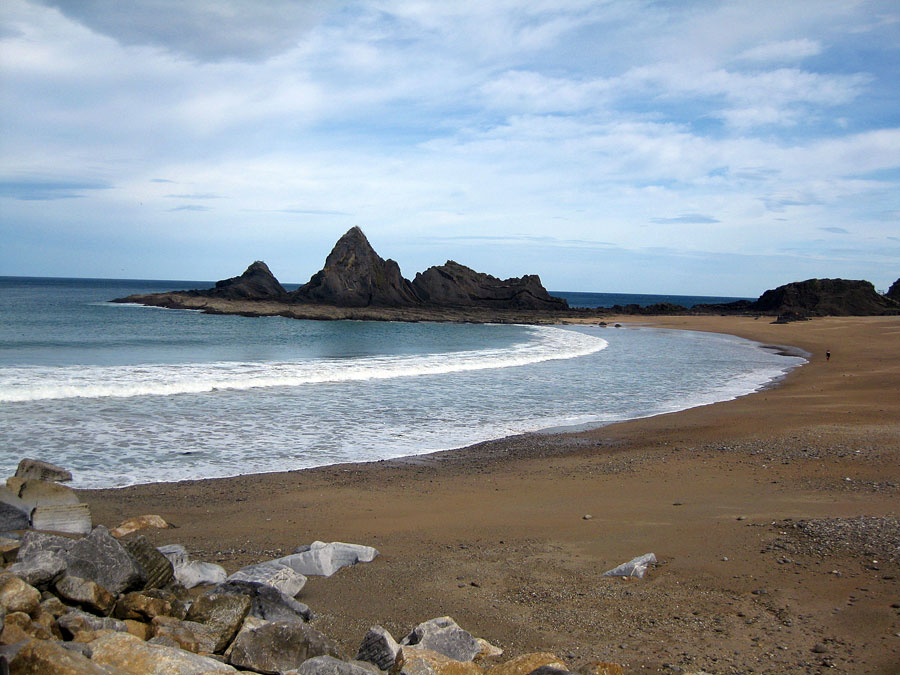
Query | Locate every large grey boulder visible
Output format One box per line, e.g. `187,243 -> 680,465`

209,580 -> 314,623
357,625 -> 401,670
185,592 -> 252,653
282,541 -> 379,577
157,543 -> 190,567
30,503 -> 92,535
14,458 -> 73,482
63,525 -> 146,594
122,535 -> 174,589
6,549 -> 66,589
402,617 -> 480,662
228,620 -> 344,674
0,501 -> 30,532
16,530 -> 75,560
227,561 -> 306,597
299,655 -> 382,675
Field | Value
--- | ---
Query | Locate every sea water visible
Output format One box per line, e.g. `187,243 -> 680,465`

0,277 -> 804,488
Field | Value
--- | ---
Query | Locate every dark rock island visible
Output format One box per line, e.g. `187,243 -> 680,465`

113,227 -> 898,322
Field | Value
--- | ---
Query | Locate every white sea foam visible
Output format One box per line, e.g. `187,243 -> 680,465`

0,326 -> 607,402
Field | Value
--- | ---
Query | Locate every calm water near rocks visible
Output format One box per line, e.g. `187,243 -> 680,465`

0,277 -> 804,488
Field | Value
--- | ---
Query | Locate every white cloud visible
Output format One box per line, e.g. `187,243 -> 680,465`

736,38 -> 822,63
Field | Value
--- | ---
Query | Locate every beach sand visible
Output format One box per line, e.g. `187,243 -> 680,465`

82,315 -> 900,673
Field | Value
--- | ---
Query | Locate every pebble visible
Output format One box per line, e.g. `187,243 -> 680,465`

583,514 -> 592,520
812,643 -> 827,654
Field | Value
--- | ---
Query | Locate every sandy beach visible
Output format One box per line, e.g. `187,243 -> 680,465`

82,315 -> 900,674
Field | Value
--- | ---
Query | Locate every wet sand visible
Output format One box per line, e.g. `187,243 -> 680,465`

82,315 -> 900,674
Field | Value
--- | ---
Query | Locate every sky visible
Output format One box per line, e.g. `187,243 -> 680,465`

1,1 -> 898,296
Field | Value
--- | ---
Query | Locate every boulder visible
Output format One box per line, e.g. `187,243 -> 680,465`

0,536 -> 20,563
30,503 -> 92,535
158,543 -> 190,567
601,553 -> 657,579
751,278 -> 899,316
299,655 -> 383,675
122,535 -> 174,589
0,573 -> 41,615
228,620 -> 344,674
17,479 -> 79,510
7,549 -> 66,589
485,654 -> 568,675
185,592 -> 252,653
0,501 -> 30,533
227,561 -> 306,597
174,561 -> 227,589
6,637 -> 109,674
393,646 -> 482,675
39,595 -> 69,618
475,638 -> 503,659
114,590 -> 175,622
16,530 -> 75,560
152,615 -> 221,654
14,458 -> 73,483
124,618 -> 153,640
89,631 -> 238,673
357,624 -> 401,671
209,580 -> 313,623
56,607 -> 127,640
402,617 -> 480,662
55,575 -> 115,615
111,514 -> 169,538
0,486 -> 30,523
282,541 -> 379,577
2,610 -> 54,640
222,615 -> 269,660
292,227 -> 421,308
63,525 -> 146,594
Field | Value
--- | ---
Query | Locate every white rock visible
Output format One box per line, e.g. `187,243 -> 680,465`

601,553 -> 657,579
174,561 -> 227,589
281,541 -> 379,577
30,503 -> 92,535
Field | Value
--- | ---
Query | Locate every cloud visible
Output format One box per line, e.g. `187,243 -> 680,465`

736,39 -> 822,63
651,214 -> 721,225
150,178 -> 176,183
165,193 -> 221,199
34,0 -> 325,61
819,226 -> 849,234
0,178 -> 111,200
168,205 -> 210,212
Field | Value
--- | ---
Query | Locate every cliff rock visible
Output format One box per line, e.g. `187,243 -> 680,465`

886,278 -> 900,302
206,261 -> 287,301
751,278 -> 898,316
292,227 -> 420,307
411,261 -> 568,310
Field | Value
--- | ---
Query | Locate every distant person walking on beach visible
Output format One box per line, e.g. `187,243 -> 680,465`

826,350 -> 831,361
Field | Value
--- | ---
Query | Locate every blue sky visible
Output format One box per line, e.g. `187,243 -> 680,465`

1,0 -> 898,295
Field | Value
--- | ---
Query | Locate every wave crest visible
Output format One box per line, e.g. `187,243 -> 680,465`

0,326 -> 607,402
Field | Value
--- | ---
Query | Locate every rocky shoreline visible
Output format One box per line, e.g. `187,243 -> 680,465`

0,458 -> 635,675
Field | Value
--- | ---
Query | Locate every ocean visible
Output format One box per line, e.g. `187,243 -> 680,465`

0,277 -> 804,488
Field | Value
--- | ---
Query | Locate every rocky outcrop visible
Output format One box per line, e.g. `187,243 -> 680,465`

206,260 -> 288,300
751,278 -> 898,316
412,261 -> 568,310
887,277 -> 900,302
292,227 -> 421,307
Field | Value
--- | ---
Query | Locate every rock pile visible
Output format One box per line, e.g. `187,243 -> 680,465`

0,461 -> 630,674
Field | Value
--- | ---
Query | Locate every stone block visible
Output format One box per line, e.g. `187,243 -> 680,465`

111,514 -> 169,538
227,561 -> 306,597
0,572 -> 41,615
299,655 -> 383,675
56,607 -> 127,640
357,624 -> 401,671
185,592 -> 251,652
64,525 -> 146,594
283,541 -> 379,577
208,580 -> 313,623
393,647 -> 482,675
15,458 -> 73,482
175,560 -> 227,589
7,637 -> 110,674
30,503 -> 92,535
123,535 -> 174,589
7,549 -> 66,589
485,654 -> 568,675
402,617 -> 480,662
0,501 -> 29,532
115,590 -> 175,622
18,479 -> 79,510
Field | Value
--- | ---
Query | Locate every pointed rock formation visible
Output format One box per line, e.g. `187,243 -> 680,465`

291,227 -> 420,307
412,260 -> 568,310
206,261 -> 287,301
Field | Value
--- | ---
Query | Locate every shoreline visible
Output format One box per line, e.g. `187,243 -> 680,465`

80,315 -> 900,673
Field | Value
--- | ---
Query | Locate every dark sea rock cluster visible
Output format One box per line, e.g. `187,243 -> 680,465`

0,459 -> 630,675
191,227 -> 568,311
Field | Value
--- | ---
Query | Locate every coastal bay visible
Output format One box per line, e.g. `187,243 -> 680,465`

81,315 -> 900,673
